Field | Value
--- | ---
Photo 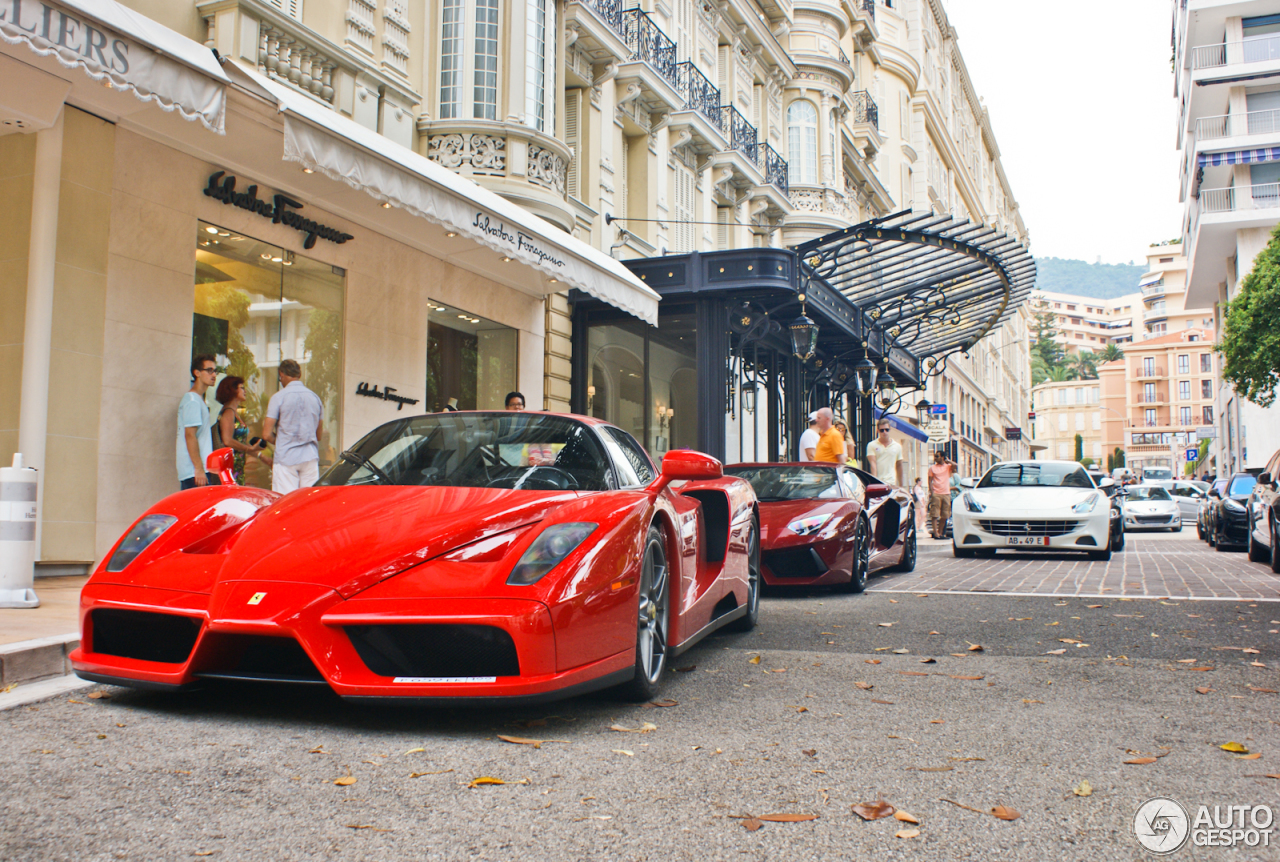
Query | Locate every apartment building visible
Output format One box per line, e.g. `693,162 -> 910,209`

1035,291 -> 1141,354
1030,380 -> 1104,465
1176,1 -> 1280,473
1097,329 -> 1217,476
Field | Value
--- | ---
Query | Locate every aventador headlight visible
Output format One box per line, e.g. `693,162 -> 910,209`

1072,495 -> 1100,514
507,522 -> 597,586
787,513 -> 833,536
106,514 -> 178,572
962,492 -> 984,513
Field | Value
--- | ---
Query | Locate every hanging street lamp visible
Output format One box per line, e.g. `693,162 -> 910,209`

788,309 -> 819,362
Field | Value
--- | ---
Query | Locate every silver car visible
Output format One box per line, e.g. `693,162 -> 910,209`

1122,484 -> 1183,532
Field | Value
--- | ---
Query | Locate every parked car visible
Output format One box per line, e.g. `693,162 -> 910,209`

1141,467 -> 1175,482
1103,480 -> 1125,551
1154,480 -> 1209,522
1209,472 -> 1259,551
951,460 -> 1115,560
72,411 -> 760,704
1247,449 -> 1280,570
1199,479 -> 1227,542
1121,485 -> 1182,532
725,462 -> 915,593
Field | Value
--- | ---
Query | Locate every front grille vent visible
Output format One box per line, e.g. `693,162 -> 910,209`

978,520 -> 1081,537
90,609 -> 201,664
346,624 -> 520,678
762,547 -> 829,580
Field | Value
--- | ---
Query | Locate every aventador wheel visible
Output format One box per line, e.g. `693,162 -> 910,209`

618,525 -> 670,702
893,518 -> 917,573
839,517 -> 870,593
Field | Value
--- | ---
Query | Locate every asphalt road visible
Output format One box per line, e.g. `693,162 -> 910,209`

3,533 -> 1279,861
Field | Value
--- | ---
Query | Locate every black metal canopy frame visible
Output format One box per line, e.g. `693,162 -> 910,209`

793,209 -> 1037,383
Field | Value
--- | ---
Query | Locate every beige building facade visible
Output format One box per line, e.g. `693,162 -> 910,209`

1030,380 -> 1104,466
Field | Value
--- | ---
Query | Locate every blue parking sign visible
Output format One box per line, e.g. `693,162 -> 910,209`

1185,448 -> 1198,461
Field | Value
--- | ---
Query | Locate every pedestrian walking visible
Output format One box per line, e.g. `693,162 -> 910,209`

866,419 -> 905,485
912,477 -> 927,530
812,408 -> 846,464
263,359 -> 324,494
177,354 -> 220,490
798,413 -> 819,461
211,375 -> 271,485
927,450 -> 958,539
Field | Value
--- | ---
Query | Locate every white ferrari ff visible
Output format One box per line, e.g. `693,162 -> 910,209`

951,460 -> 1116,560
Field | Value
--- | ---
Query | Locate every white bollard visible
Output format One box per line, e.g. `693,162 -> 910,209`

0,453 -> 40,608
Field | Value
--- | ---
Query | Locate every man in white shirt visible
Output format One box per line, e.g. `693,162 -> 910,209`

866,419 -> 905,486
798,413 -> 820,461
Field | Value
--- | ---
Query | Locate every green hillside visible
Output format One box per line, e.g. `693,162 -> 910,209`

1032,257 -> 1149,300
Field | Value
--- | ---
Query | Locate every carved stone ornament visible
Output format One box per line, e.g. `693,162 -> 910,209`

427,134 -> 507,174
528,146 -> 567,194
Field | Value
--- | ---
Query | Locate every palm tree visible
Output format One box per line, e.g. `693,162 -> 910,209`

1045,364 -> 1071,383
1097,343 -> 1123,363
1068,352 -> 1098,380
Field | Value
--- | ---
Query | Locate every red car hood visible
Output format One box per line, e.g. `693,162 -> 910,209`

219,485 -> 579,597
758,498 -> 847,542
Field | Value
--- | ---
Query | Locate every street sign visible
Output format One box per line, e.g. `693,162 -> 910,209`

1186,448 -> 1199,462
1196,425 -> 1217,440
926,421 -> 949,443
1005,427 -> 1022,440
1027,411 -> 1036,421
929,404 -> 948,415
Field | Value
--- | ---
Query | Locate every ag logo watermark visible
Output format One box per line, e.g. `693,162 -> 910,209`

1134,797 -> 1275,853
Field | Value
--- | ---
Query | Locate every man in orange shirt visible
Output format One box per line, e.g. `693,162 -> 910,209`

812,408 -> 846,463
927,449 -> 958,539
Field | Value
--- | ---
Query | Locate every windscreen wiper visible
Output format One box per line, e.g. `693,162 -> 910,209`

340,450 -> 394,485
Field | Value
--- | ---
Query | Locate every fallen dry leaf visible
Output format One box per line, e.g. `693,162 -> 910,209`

1221,742 -> 1250,753
345,825 -> 391,832
1045,649 -> 1067,655
871,699 -> 895,705
920,658 -> 937,664
1195,687 -> 1213,695
1237,753 -> 1263,760
950,675 -> 985,681
894,810 -> 920,824
1244,648 -> 1261,655
758,813 -> 819,822
930,720 -> 945,724
855,681 -> 873,690
892,649 -> 910,654
748,655 -> 762,664
403,747 -> 425,755
497,735 -> 543,749
408,769 -> 453,778
1059,639 -> 1081,644
991,806 -> 1021,821
1124,757 -> 1158,765
802,749 -> 817,757
609,722 -> 657,734
87,692 -> 110,700
467,776 -> 529,788
898,671 -> 929,677
67,700 -> 86,705
1251,662 -> 1267,668
949,653 -> 968,658
949,757 -> 986,762
878,622 -> 894,628
864,659 -> 881,665
968,644 -> 984,652
1023,699 -> 1044,704
612,749 -> 634,757
1087,604 -> 1103,608
1073,780 -> 1093,797
1188,667 -> 1213,672
742,819 -> 762,832
1176,659 -> 1196,664
851,800 -> 896,821
675,665 -> 696,672
334,776 -> 357,786
895,828 -> 921,839
647,699 -> 678,708
194,852 -> 215,857
914,765 -> 953,772
1248,686 -> 1278,694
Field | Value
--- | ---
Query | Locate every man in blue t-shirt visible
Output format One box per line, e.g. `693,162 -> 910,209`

177,353 -> 220,490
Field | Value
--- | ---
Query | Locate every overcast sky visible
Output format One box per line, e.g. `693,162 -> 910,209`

943,0 -> 1182,264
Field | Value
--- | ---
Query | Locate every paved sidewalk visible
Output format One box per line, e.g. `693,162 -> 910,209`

0,576 -> 86,693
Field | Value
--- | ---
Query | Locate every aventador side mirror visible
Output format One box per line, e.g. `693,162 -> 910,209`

647,449 -> 723,494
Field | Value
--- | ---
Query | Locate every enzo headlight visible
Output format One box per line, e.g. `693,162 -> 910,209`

1072,495 -> 1100,514
1224,499 -> 1246,512
962,492 -> 984,513
106,514 -> 178,572
787,513 -> 832,536
507,522 -> 597,586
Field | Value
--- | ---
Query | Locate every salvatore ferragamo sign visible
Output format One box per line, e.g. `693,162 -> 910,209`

203,172 -> 354,249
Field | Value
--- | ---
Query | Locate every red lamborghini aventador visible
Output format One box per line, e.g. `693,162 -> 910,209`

724,462 -> 917,592
71,412 -> 760,705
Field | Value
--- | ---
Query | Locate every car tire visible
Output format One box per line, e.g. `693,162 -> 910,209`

618,525 -> 670,702
952,543 -> 973,558
726,517 -> 761,633
838,517 -> 871,593
974,548 -> 996,558
1197,521 -> 1205,540
1113,527 -> 1125,552
892,518 -> 918,573
1271,519 -> 1280,575
1249,520 -> 1269,563
1173,523 -> 1183,533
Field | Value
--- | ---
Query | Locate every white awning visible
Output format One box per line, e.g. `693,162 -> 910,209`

1138,272 -> 1164,287
0,0 -> 228,132
240,69 -> 658,325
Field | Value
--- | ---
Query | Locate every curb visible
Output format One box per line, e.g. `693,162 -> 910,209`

0,632 -> 80,689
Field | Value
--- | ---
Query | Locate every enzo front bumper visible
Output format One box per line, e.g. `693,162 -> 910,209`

69,582 -> 632,703
951,508 -> 1111,551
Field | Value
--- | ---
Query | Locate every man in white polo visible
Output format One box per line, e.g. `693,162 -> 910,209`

263,359 -> 324,493
798,412 -> 820,461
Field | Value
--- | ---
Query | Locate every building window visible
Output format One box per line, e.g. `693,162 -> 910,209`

1200,353 -> 1212,372
1179,380 -> 1191,400
1143,356 -> 1155,376
1075,412 -> 1085,430
1201,379 -> 1213,398
440,0 -> 500,120
1177,354 -> 1189,374
524,0 -> 556,133
1057,441 -> 1069,458
427,303 -> 518,412
1145,408 -> 1157,427
1204,405 -> 1214,424
1180,406 -> 1192,425
787,100 -> 818,185
1058,413 -> 1067,432
1092,412 -> 1101,430
194,221 -> 344,488
1144,382 -> 1156,402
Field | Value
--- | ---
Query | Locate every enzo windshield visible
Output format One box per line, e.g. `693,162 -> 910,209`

317,413 -> 611,491
1126,487 -> 1173,501
977,463 -> 1095,489
725,466 -> 843,501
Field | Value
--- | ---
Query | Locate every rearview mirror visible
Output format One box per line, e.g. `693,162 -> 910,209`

206,448 -> 236,486
1260,472 -> 1273,487
865,484 -> 892,500
1098,477 -> 1116,489
1209,488 -> 1221,498
958,477 -> 976,488
648,449 -> 722,494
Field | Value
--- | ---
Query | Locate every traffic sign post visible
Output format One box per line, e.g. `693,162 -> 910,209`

1185,448 -> 1199,462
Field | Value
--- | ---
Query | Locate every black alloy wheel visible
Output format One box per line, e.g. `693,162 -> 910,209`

893,517 -> 918,572
727,517 -> 761,632
839,517 -> 871,593
618,525 -> 670,702
1271,518 -> 1280,575
1249,515 -> 1270,563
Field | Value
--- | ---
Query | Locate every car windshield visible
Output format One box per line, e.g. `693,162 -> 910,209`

724,465 -> 844,501
1144,469 -> 1173,480
1230,475 -> 1258,496
977,463 -> 1095,489
1126,486 -> 1173,501
317,412 -> 612,491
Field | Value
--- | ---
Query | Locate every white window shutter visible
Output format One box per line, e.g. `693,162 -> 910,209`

565,91 -> 580,199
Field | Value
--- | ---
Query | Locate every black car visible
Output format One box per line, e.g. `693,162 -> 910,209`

1105,480 -> 1126,551
1210,472 -> 1258,550
1199,478 -> 1227,542
1248,449 -> 1280,570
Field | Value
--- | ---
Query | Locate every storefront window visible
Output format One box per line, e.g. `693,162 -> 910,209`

426,302 -> 517,412
193,221 -> 344,488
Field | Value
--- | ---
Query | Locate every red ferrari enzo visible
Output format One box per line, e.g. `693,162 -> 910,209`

724,462 -> 917,592
71,412 -> 760,705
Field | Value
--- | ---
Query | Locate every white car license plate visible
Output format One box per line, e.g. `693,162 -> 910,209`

1006,536 -> 1049,546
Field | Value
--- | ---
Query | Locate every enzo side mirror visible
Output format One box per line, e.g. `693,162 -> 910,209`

206,448 -> 236,486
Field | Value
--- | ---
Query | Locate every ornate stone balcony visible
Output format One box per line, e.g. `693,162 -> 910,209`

416,119 -> 576,232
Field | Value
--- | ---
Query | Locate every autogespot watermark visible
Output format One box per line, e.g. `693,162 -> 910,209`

1134,797 -> 1275,854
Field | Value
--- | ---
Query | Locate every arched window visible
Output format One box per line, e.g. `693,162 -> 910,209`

787,100 -> 818,185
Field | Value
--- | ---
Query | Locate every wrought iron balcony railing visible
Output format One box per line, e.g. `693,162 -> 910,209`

675,61 -> 723,131
850,90 -> 879,130
721,105 -> 759,165
759,142 -> 788,196
620,8 -> 678,90
861,0 -> 875,22
837,44 -> 850,65
581,0 -> 625,33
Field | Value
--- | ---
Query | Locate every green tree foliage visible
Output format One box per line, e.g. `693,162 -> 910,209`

1074,433 -> 1084,462
302,309 -> 342,412
1097,342 -> 1123,363
1033,257 -> 1147,299
1113,447 -> 1126,468
1029,294 -> 1100,385
1081,457 -> 1095,468
1219,224 -> 1280,408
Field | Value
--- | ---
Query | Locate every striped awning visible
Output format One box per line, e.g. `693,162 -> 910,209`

1139,272 -> 1164,287
1198,147 -> 1280,168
